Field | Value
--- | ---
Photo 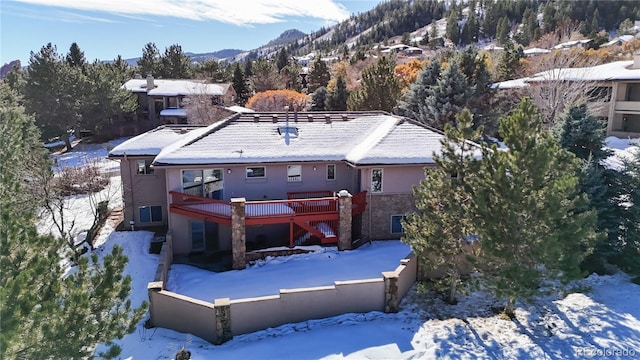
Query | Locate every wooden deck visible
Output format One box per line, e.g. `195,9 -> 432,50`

169,190 -> 367,247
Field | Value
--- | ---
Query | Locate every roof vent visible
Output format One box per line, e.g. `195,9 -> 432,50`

277,126 -> 298,138
325,115 -> 331,123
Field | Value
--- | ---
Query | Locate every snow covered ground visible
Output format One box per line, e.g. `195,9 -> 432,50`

48,138 -> 640,359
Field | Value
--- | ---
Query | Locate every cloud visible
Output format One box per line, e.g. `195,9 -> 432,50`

10,0 -> 351,25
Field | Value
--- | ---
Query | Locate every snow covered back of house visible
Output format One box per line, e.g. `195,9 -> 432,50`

46,138 -> 640,359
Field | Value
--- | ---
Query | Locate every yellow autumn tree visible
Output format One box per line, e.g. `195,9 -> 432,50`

395,58 -> 428,92
245,89 -> 309,111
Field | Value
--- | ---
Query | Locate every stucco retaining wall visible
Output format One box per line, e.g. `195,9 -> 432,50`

147,250 -> 418,344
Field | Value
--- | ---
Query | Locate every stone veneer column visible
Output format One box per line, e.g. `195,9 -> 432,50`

214,298 -> 232,345
337,190 -> 352,251
382,271 -> 399,313
230,198 -> 246,270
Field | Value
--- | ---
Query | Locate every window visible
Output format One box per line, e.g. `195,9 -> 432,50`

191,221 -> 205,251
287,165 -> 302,182
246,166 -> 266,178
371,168 -> 383,193
136,160 -> 154,175
326,164 -> 336,181
139,206 -> 162,223
182,169 -> 223,198
391,215 -> 406,234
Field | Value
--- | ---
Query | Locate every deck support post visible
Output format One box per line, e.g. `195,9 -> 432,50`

337,190 -> 352,251
231,198 -> 246,270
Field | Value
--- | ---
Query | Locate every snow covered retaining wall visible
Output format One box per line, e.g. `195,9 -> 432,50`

147,250 -> 417,345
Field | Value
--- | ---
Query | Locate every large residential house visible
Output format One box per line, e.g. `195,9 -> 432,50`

493,55 -> 640,137
108,111 -> 479,269
123,75 -> 236,126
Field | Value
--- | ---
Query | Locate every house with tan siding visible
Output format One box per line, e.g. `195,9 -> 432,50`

109,111 -> 480,269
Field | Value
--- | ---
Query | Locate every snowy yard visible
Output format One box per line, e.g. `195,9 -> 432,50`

49,137 -> 640,359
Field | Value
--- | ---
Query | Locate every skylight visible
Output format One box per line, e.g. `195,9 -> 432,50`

277,126 -> 298,138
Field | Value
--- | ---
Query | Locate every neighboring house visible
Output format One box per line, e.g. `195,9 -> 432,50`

108,111 -> 479,268
122,75 -> 236,126
523,47 -> 551,57
552,39 -> 592,50
492,56 -> 640,137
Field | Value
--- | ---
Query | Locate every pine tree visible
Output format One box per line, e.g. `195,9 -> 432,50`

403,109 -> 482,304
618,147 -> 640,276
394,57 -> 440,118
66,42 -> 86,68
307,56 -> 331,93
421,60 -> 472,130
556,104 -> 639,275
325,74 -> 348,111
348,56 -> 401,112
276,47 -> 289,72
473,98 -> 598,317
23,43 -> 85,150
232,62 -> 251,105
137,42 -> 161,77
0,83 -> 147,358
445,10 -> 461,46
310,86 -> 327,111
160,44 -> 192,79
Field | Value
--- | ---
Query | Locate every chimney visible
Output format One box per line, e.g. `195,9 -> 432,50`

146,74 -> 154,91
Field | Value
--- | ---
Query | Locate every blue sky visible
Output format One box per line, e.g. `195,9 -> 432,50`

0,0 -> 383,65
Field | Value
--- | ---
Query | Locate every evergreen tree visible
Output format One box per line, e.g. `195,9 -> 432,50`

276,47 -> 289,72
618,147 -> 640,275
446,10 -> 461,46
348,56 -> 401,112
325,74 -> 348,111
310,86 -> 327,111
496,40 -> 523,81
394,58 -> 440,118
403,109 -> 482,304
65,42 -> 86,68
496,16 -> 510,45
307,56 -> 331,93
280,62 -> 303,92
473,98 -> 598,317
23,43 -> 85,149
460,9 -> 480,45
244,58 -> 253,77
160,44 -> 192,78
421,60 -> 472,130
0,83 -> 147,359
137,42 -> 161,77
554,104 -> 636,275
232,62 -> 251,105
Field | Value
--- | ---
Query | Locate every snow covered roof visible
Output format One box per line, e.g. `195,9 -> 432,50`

129,112 -> 464,167
225,105 -> 255,113
122,79 -> 228,96
108,125 -> 210,157
523,47 -> 551,56
552,39 -> 592,49
492,60 -> 640,89
160,108 -> 187,117
601,35 -> 635,47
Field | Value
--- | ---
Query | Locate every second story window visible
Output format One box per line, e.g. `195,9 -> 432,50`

326,164 -> 336,181
287,165 -> 302,182
246,166 -> 266,178
136,160 -> 154,175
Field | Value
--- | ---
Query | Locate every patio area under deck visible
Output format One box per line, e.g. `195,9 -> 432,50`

169,190 -> 368,252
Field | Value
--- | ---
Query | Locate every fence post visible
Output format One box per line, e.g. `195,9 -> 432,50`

214,298 -> 233,345
382,271 -> 399,313
147,281 -> 163,327
337,190 -> 352,251
231,198 -> 246,270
